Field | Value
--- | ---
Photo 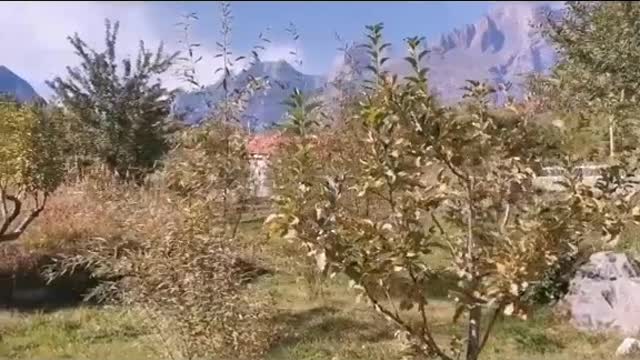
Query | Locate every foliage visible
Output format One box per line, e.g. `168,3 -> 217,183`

269,96 -> 325,297
46,4 -> 278,360
535,1 -> 640,159
44,179 -> 276,360
269,81 -> 364,298
173,2 -> 271,132
268,23 -> 636,360
0,100 -> 64,243
280,88 -> 323,136
162,121 -> 252,237
47,19 -> 179,180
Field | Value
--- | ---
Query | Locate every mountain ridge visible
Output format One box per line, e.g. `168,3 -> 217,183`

174,2 -> 560,129
0,65 -> 42,103
172,59 -> 326,131
2,2 -> 560,130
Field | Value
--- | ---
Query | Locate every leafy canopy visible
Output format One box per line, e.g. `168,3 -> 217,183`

0,100 -> 64,242
268,22 -> 635,360
47,19 -> 179,179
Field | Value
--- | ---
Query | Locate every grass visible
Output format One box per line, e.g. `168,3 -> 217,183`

0,307 -> 149,360
0,269 -> 625,360
0,183 -> 626,360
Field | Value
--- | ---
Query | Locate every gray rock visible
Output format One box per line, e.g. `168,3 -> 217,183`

561,252 -> 640,336
616,338 -> 640,357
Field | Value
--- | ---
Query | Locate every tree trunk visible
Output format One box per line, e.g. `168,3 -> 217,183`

609,115 -> 615,158
466,178 -> 481,360
466,305 -> 482,360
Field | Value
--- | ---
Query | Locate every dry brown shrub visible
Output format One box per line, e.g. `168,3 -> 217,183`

44,133 -> 278,359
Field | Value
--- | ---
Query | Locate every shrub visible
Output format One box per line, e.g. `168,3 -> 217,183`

268,23 -> 636,360
0,100 -> 64,243
46,4 -> 278,358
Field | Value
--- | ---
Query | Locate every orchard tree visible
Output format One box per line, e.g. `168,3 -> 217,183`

0,100 -> 64,243
268,24 -> 635,360
47,19 -> 179,180
537,1 -> 640,159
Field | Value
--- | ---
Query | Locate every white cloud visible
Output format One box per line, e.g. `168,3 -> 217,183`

260,43 -> 301,67
0,1 -> 303,99
327,52 -> 347,81
0,1 -> 176,98
488,1 -> 565,10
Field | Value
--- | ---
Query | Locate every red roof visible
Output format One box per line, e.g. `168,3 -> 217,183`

247,132 -> 286,156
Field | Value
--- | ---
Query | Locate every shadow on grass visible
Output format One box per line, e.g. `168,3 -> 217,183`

268,305 -> 394,353
0,270 -> 105,313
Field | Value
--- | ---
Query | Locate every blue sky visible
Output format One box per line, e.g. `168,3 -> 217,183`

0,1 -> 559,98
157,1 -> 494,75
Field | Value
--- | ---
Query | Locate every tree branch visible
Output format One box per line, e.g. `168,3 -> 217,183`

500,203 -> 510,233
0,192 -> 47,243
478,305 -> 502,355
362,283 -> 453,360
431,213 -> 446,235
0,186 -> 7,220
0,195 -> 21,236
407,265 -> 452,360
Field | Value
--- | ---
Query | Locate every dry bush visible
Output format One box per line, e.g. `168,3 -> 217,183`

0,167 -> 122,266
45,129 -> 278,360
123,203 -> 277,360
21,182 -> 123,252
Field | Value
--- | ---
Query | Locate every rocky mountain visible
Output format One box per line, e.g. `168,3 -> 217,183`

378,2 -> 557,104
172,60 -> 326,131
424,2 -> 557,103
0,65 -> 41,103
174,2 -> 559,130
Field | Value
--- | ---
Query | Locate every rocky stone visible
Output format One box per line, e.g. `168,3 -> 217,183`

561,252 -> 640,336
616,337 -> 640,357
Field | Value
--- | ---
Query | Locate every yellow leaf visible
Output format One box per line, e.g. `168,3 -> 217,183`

504,303 -> 515,316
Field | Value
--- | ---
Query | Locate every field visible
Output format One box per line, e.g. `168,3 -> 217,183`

0,277 -> 623,360
0,212 -> 625,360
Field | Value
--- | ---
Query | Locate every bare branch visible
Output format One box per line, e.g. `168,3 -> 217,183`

0,186 -> 8,220
500,203 -> 510,233
362,279 -> 453,360
0,192 -> 47,243
431,213 -> 446,235
478,305 -> 502,354
0,195 -> 21,236
408,265 -> 451,360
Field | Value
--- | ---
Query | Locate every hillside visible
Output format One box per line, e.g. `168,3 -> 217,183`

0,65 -> 41,103
172,60 -> 327,131
174,3 -> 558,129
423,2 -> 557,102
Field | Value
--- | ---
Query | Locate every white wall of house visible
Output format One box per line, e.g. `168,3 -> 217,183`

249,154 -> 271,198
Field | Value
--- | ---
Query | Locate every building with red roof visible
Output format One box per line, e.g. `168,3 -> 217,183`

247,131 -> 286,198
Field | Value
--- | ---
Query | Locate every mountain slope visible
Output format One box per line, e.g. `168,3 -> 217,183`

392,2 -> 557,103
172,60 -> 326,131
0,66 -> 41,103
173,2 -> 559,130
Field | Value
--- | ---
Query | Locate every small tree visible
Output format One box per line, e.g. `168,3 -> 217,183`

0,100 -> 64,243
47,4 -> 278,360
163,120 -> 252,237
47,19 -> 179,180
268,24 -> 633,360
537,1 -> 640,160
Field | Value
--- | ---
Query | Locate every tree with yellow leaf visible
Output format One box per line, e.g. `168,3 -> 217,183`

268,23 -> 635,360
0,100 -> 64,243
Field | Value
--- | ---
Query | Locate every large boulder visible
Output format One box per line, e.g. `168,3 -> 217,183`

616,337 -> 640,357
560,251 -> 640,336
